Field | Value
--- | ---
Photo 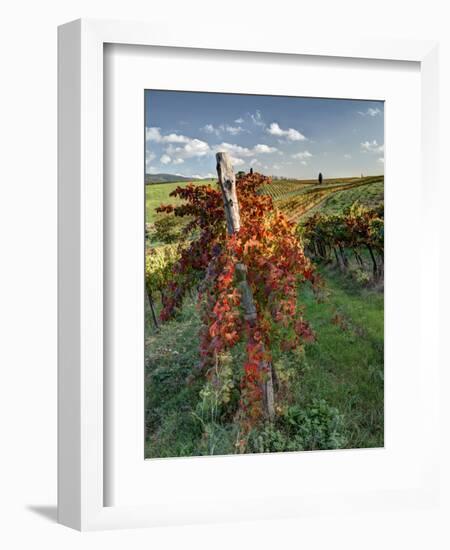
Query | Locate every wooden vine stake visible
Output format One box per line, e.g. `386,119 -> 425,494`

216,152 -> 275,421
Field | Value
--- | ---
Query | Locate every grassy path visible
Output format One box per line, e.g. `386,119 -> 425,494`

299,270 -> 384,449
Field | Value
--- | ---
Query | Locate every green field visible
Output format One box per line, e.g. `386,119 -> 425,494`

302,178 -> 384,219
262,175 -> 384,222
146,180 -> 215,224
145,176 -> 384,226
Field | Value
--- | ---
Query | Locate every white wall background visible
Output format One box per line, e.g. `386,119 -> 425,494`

0,1 -> 448,548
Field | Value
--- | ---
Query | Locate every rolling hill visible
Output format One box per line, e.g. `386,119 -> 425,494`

145,173 -> 207,184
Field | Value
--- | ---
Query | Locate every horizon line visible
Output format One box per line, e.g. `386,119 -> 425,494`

145,172 -> 384,180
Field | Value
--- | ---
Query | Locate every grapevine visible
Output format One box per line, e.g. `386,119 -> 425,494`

156,172 -> 316,429
301,202 -> 384,278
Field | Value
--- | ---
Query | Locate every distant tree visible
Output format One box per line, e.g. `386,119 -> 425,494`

237,171 -> 246,179
318,172 -> 323,184
250,167 -> 253,175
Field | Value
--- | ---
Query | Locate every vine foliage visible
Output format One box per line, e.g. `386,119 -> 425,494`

301,203 -> 384,279
156,172 -> 315,427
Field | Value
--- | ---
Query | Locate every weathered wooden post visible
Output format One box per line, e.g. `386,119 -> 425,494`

216,152 -> 241,233
216,152 -> 275,421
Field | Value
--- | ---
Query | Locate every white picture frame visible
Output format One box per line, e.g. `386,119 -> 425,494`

58,18 -> 440,531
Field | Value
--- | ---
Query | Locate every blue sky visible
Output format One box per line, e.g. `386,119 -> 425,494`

145,91 -> 384,179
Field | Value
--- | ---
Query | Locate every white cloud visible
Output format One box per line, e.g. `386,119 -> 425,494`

201,123 -> 245,136
361,140 -> 384,154
344,153 -> 352,159
146,127 -> 163,142
147,127 -> 213,162
189,173 -> 216,179
358,107 -> 382,117
201,124 -> 217,134
301,160 -> 308,166
146,152 -> 157,173
292,150 -> 313,160
216,142 -> 252,157
146,127 -> 190,144
267,122 -> 306,141
249,110 -> 265,127
148,123 -> 280,172
166,138 -> 211,159
230,156 -> 245,167
225,125 -> 244,135
377,157 -> 385,164
267,123 -> 285,136
163,133 -> 190,143
253,143 -> 278,154
215,142 -> 277,157
183,139 -> 210,157
286,128 -> 305,141
234,117 -> 244,124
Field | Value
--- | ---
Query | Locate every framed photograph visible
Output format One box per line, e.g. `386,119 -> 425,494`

58,18 -> 440,530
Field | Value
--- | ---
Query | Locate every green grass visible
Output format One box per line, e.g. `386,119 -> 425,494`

298,269 -> 384,449
303,179 -> 384,219
145,296 -> 205,457
146,180 -> 215,224
263,175 -> 384,222
144,268 -> 384,458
